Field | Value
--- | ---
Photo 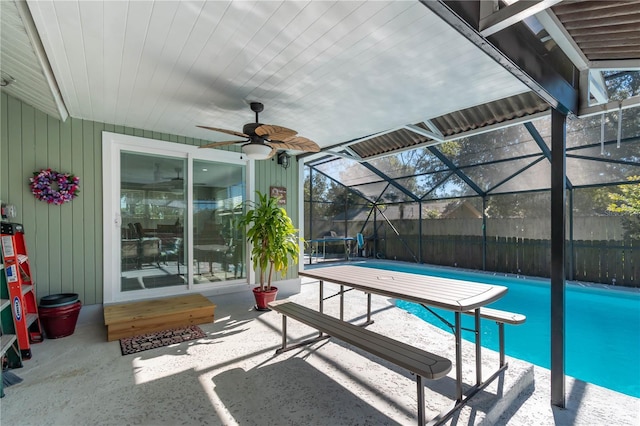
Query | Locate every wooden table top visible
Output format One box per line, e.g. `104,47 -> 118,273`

299,265 -> 507,312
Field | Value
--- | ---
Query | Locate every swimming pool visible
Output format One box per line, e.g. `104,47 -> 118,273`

357,261 -> 640,398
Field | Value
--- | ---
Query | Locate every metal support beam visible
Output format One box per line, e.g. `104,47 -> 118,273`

360,162 -> 421,202
428,146 -> 485,197
588,70 -> 609,105
550,107 -> 567,408
404,124 -> 444,143
418,200 -> 423,263
479,0 -> 563,37
308,166 -> 374,203
535,9 -> 589,71
482,197 -> 487,271
524,122 -> 573,190
373,207 -> 378,258
421,171 -> 455,200
309,168 -> 314,246
568,188 -> 574,281
423,120 -> 445,140
579,69 -> 592,111
486,156 -> 546,194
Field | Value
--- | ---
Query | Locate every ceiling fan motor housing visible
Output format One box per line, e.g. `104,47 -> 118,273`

243,122 -> 264,136
250,102 -> 264,113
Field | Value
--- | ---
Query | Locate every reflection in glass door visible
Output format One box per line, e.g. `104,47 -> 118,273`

120,152 -> 187,292
192,159 -> 246,284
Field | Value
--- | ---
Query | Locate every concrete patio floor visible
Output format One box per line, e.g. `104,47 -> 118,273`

1,278 -> 638,425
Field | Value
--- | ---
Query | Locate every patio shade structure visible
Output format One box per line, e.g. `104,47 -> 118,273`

2,0 -> 640,411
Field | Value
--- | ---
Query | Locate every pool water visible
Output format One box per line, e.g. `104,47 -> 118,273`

357,262 -> 640,398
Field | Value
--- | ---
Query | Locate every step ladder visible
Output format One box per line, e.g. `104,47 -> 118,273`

1,249 -> 24,398
1,222 -> 43,360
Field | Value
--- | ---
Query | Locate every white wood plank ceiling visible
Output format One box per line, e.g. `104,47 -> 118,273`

0,0 -> 67,120
23,1 -> 531,149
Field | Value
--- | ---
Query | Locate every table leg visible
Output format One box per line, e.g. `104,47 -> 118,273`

499,322 -> 506,367
319,279 -> 324,338
475,308 -> 482,385
433,308 -> 507,425
281,315 -> 287,350
417,375 -> 425,426
455,311 -> 462,402
340,285 -> 344,321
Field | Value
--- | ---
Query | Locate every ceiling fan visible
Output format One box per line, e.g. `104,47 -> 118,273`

146,167 -> 188,190
197,102 -> 320,160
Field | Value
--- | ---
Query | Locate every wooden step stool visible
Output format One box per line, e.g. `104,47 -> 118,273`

104,294 -> 215,341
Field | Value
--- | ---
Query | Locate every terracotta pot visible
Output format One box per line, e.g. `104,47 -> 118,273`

253,286 -> 278,311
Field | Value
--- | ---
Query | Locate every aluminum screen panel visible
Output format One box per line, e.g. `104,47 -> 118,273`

446,124 -> 544,167
365,148 -> 447,178
488,160 -> 551,195
423,174 -> 479,200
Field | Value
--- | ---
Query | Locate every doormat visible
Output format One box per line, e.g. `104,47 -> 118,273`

119,325 -> 206,355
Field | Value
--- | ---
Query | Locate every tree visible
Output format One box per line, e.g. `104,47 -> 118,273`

607,176 -> 640,239
485,191 -> 550,218
324,180 -> 356,218
303,168 -> 329,202
604,71 -> 640,100
573,186 -> 612,216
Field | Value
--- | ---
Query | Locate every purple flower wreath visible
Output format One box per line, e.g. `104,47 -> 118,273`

30,169 -> 80,205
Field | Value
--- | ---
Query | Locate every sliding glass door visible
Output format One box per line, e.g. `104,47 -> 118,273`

103,132 -> 249,303
192,158 -> 245,285
120,153 -> 187,292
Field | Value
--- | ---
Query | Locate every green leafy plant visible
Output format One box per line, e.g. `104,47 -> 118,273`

239,191 -> 300,292
607,176 -> 640,239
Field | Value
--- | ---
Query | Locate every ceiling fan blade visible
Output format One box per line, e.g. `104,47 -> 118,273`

266,146 -> 279,159
199,140 -> 246,149
269,136 -> 320,152
197,125 -> 248,138
254,124 -> 297,140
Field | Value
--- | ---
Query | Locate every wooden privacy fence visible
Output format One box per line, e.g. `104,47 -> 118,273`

382,235 -> 638,288
572,240 -> 638,286
308,216 -> 637,286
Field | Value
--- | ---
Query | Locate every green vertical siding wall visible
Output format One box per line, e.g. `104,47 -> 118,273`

0,93 -> 299,305
254,153 -> 300,282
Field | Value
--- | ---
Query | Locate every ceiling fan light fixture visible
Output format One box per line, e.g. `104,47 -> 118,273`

198,103 -> 319,155
242,143 -> 272,160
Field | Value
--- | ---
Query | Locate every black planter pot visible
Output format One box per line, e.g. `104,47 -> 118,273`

39,293 -> 79,308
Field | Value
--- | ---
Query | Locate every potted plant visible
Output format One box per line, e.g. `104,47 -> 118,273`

239,191 -> 300,310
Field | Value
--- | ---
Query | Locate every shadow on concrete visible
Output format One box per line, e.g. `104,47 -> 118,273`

212,358 -> 404,425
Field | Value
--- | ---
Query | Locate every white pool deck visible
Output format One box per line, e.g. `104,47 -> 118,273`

1,277 -> 638,425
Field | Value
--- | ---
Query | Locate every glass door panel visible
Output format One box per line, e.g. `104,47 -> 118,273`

192,159 -> 246,284
120,152 -> 187,292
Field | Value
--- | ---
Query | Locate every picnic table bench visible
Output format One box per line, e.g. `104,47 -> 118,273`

269,299 -> 452,426
463,307 -> 526,367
